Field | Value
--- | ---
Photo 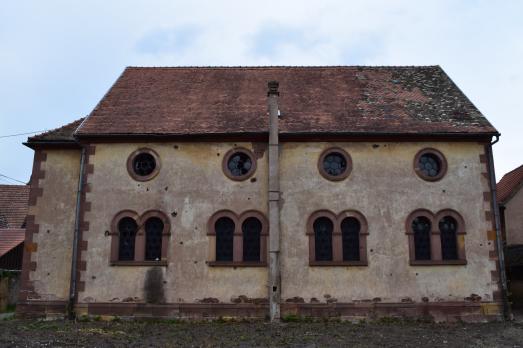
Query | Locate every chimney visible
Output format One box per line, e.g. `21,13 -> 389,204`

267,81 -> 281,321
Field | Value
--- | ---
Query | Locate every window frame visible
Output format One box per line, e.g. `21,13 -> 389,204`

307,210 -> 369,266
207,210 -> 268,267
110,210 -> 171,266
126,148 -> 161,182
406,209 -> 467,266
222,147 -> 257,181
413,148 -> 448,182
317,147 -> 353,181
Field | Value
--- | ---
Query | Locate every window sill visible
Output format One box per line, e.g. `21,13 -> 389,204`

409,259 -> 467,266
207,261 -> 267,267
309,261 -> 368,267
110,260 -> 168,267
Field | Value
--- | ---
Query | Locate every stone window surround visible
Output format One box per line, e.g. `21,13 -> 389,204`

413,147 -> 448,182
405,209 -> 467,266
126,147 -> 161,182
222,147 -> 257,181
109,210 -> 171,266
317,147 -> 353,181
207,210 -> 269,267
307,210 -> 369,266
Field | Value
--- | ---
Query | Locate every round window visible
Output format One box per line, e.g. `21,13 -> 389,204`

223,148 -> 256,181
414,148 -> 447,182
127,148 -> 161,181
318,147 -> 352,181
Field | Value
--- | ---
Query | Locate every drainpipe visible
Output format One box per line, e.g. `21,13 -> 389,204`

267,81 -> 281,321
486,135 -> 510,320
68,145 -> 86,319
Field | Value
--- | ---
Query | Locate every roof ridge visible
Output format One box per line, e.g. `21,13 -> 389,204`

125,65 -> 441,70
501,164 -> 523,179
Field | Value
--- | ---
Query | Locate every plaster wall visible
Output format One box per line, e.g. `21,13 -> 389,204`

81,142 -> 268,303
29,149 -> 80,300
504,187 -> 523,245
35,141 -> 496,305
280,142 -> 496,303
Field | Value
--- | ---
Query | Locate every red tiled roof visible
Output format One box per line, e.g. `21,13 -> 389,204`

27,117 -> 84,143
497,165 -> 523,204
72,66 -> 497,137
0,228 -> 24,258
0,185 -> 30,228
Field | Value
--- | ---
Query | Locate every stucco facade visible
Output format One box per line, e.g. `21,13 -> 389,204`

19,141 -> 502,320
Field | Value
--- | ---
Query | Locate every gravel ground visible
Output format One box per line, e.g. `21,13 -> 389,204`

0,318 -> 522,347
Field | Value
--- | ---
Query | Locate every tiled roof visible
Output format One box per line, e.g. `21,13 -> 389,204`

0,228 -> 24,258
0,185 -> 29,228
27,117 -> 84,143
497,165 -> 523,204
73,66 -> 497,137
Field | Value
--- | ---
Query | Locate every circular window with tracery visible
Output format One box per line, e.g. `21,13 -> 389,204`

414,148 -> 447,182
223,148 -> 256,181
318,147 -> 352,181
127,148 -> 161,181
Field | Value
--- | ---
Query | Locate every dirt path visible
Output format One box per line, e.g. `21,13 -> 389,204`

1,319 -> 522,347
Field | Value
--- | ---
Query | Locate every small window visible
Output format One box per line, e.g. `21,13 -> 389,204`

223,148 -> 257,181
118,217 -> 138,261
127,148 -> 161,181
341,217 -> 360,261
314,217 -> 334,261
242,217 -> 262,262
414,148 -> 447,182
439,216 -> 458,260
215,217 -> 235,262
145,217 -> 164,261
318,147 -> 352,181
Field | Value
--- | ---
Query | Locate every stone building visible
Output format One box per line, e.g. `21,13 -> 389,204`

18,66 -> 505,321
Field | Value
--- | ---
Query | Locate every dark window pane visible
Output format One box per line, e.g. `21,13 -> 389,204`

242,217 -> 262,262
412,216 -> 431,260
118,217 -> 137,261
133,153 -> 156,176
322,152 -> 347,176
314,217 -> 333,261
439,216 -> 458,260
418,154 -> 441,177
145,217 -> 164,261
227,152 -> 253,177
341,217 -> 360,261
216,217 -> 235,262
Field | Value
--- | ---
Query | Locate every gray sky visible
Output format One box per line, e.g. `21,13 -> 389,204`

0,0 -> 521,184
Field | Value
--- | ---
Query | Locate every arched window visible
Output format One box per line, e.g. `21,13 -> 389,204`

145,217 -> 164,261
406,209 -> 466,265
242,217 -> 262,262
439,216 -> 458,260
341,217 -> 360,261
412,216 -> 431,261
118,217 -> 138,261
215,217 -> 235,262
314,217 -> 334,261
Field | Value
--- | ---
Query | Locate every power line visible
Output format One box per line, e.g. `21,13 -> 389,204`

0,173 -> 27,184
0,130 -> 49,139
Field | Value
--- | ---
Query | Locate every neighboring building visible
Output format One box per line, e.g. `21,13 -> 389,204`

498,165 -> 523,245
497,165 -> 523,308
19,66 -> 504,321
0,185 -> 29,270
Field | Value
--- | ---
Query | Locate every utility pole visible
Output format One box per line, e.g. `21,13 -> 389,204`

267,81 -> 281,321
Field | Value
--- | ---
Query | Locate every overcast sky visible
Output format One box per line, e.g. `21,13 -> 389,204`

0,0 -> 521,184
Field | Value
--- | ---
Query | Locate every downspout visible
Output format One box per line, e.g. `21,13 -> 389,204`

485,135 -> 510,320
267,81 -> 281,321
68,145 -> 86,319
